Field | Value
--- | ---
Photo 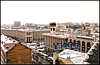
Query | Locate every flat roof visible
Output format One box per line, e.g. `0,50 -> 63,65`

2,28 -> 50,31
77,35 -> 93,40
58,49 -> 89,64
1,34 -> 18,44
42,32 -> 70,38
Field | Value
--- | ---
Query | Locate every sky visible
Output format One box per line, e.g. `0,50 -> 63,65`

1,1 -> 99,25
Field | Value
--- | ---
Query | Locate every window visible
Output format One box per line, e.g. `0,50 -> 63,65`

53,28 -> 55,31
70,39 -> 72,42
65,38 -> 68,42
82,41 -> 85,46
51,28 -> 52,31
27,37 -> 29,43
82,41 -> 85,52
87,42 -> 91,52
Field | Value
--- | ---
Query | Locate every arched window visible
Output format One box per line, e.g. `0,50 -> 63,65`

73,40 -> 76,43
65,38 -> 68,42
87,42 -> 91,52
77,40 -> 80,46
82,41 -> 85,52
70,39 -> 72,42
82,41 -> 85,46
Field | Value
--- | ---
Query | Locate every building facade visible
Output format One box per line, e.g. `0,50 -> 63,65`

1,28 -> 50,43
42,22 -> 97,53
43,33 -> 94,53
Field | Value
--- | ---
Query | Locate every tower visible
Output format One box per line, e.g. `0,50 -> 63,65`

50,22 -> 56,33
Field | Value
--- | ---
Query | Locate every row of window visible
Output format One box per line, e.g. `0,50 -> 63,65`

51,28 -> 55,31
27,32 -> 31,35
27,37 -> 32,43
82,41 -> 91,52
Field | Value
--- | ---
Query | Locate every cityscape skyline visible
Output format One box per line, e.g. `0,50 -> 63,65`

1,1 -> 99,64
1,1 -> 99,25
1,22 -> 99,64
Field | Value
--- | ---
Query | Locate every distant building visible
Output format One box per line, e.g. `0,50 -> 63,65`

25,23 -> 33,27
14,21 -> 21,27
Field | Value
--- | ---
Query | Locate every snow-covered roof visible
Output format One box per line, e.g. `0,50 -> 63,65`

37,52 -> 48,57
39,45 -> 45,48
77,35 -> 93,39
1,34 -> 18,44
58,49 -> 89,64
42,33 -> 68,38
18,28 -> 50,31
1,34 -> 18,52
37,49 -> 45,51
29,46 -> 36,49
48,56 -> 53,60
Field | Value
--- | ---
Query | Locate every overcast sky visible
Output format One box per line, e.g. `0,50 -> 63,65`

1,1 -> 99,25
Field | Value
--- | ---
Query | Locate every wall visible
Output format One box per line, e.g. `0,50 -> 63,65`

43,34 -> 93,53
7,43 -> 32,64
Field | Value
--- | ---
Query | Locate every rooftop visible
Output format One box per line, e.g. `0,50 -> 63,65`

1,28 -> 50,31
1,34 -> 18,52
1,34 -> 18,44
76,35 -> 94,40
58,49 -> 89,64
43,32 -> 68,38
